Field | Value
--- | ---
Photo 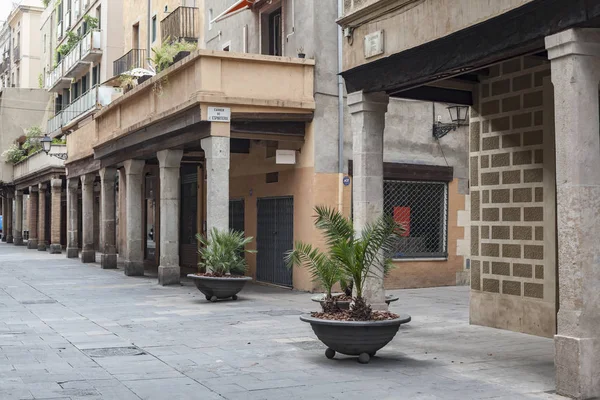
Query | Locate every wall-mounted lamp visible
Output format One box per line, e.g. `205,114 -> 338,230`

433,105 -> 469,139
41,134 -> 68,160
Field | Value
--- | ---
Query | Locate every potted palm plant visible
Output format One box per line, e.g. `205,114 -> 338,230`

187,229 -> 255,302
290,206 -> 411,363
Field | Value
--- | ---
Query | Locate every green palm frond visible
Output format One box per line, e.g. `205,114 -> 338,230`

285,242 -> 341,297
197,228 -> 256,275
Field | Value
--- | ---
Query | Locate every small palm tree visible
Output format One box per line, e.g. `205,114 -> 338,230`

288,206 -> 404,320
196,229 -> 256,276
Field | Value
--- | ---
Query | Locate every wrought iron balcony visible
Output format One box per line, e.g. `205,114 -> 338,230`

161,6 -> 199,42
113,48 -> 146,76
0,60 -> 7,74
13,45 -> 20,63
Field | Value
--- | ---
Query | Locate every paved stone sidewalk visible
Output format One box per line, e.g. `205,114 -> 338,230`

0,243 -> 563,400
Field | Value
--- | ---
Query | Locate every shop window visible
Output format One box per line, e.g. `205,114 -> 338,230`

383,180 -> 448,259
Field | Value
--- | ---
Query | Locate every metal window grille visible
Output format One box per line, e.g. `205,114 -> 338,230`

383,180 -> 448,259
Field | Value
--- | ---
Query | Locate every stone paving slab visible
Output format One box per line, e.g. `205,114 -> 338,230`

0,243 -> 564,400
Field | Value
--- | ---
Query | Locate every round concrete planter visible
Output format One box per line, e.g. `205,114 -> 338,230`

300,314 -> 411,363
187,275 -> 252,302
311,293 -> 399,310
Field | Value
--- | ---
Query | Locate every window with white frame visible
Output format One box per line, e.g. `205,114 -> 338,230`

383,180 -> 448,259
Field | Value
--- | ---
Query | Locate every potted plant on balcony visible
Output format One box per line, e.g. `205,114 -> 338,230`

187,228 -> 256,302
290,206 -> 411,364
297,47 -> 306,59
150,38 -> 198,73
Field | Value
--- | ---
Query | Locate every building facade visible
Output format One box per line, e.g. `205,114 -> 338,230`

339,0 -> 600,398
6,2 -> 44,89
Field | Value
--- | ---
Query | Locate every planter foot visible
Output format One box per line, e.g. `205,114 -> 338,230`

210,296 -> 218,302
325,348 -> 335,359
205,295 -> 212,301
369,351 -> 376,357
231,294 -> 238,300
358,353 -> 370,364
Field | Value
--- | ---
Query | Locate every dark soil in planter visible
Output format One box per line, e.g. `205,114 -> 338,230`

191,273 -> 247,278
137,75 -> 151,84
173,51 -> 191,64
311,310 -> 399,322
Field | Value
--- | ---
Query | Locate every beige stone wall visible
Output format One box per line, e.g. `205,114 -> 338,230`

469,55 -> 556,338
340,0 -> 534,71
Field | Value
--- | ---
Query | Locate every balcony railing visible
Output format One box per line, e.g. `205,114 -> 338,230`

58,29 -> 102,78
113,49 -> 146,76
80,29 -> 102,60
63,41 -> 81,75
46,85 -> 119,133
46,61 -> 64,89
13,45 -> 20,62
161,6 -> 199,42
13,148 -> 66,181
0,60 -> 7,74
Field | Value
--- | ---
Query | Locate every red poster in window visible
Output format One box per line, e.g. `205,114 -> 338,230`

393,207 -> 411,237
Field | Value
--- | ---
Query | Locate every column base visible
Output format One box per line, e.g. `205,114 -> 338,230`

27,239 -> 38,249
81,250 -> 95,263
37,242 -> 46,251
66,247 -> 79,258
1,235 -> 6,242
14,237 -> 24,246
124,261 -> 144,276
158,265 -> 181,286
101,253 -> 117,269
49,244 -> 62,254
555,335 -> 600,400
6,236 -> 13,244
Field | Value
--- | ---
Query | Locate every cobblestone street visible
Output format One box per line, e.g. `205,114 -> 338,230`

0,243 -> 562,400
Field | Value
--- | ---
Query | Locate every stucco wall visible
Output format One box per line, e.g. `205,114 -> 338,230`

341,0 -> 534,71
0,88 -> 50,183
469,55 -> 556,338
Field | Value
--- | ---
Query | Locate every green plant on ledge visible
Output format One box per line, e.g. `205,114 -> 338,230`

57,31 -> 81,57
83,15 -> 99,31
2,126 -> 45,165
42,0 -> 50,7
38,73 -> 43,88
150,38 -> 198,73
1,144 -> 26,164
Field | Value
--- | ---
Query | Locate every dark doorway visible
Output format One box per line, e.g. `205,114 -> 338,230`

229,199 -> 245,234
256,196 -> 293,287
180,165 -> 198,273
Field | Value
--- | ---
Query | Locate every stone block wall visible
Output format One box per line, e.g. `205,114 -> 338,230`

469,56 -> 556,338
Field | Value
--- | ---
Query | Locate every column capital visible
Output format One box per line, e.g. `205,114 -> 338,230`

546,28 -> 600,60
67,177 -> 79,189
38,183 -> 47,192
157,149 -> 184,168
123,159 -> 145,175
29,186 -> 39,193
201,136 -> 230,159
80,174 -> 96,186
99,167 -> 118,182
348,90 -> 389,115
15,190 -> 24,197
50,178 -> 62,191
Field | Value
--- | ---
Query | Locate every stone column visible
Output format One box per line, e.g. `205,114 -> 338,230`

80,174 -> 95,262
5,191 -> 13,244
123,160 -> 145,276
157,149 -> 183,285
546,28 -> 600,400
1,196 -> 6,242
66,178 -> 79,258
348,91 -> 389,310
99,168 -> 117,269
37,184 -> 46,250
27,187 -> 39,249
201,135 -> 230,235
13,190 -> 24,246
49,179 -> 63,254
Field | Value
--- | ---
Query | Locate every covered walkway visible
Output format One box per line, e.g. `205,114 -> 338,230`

0,243 -> 559,399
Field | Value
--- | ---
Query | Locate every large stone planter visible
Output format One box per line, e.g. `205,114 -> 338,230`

311,293 -> 399,310
300,314 -> 411,363
187,274 -> 252,302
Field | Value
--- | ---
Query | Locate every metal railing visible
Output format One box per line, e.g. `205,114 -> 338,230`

47,111 -> 64,134
383,180 -> 448,259
161,6 -> 199,42
46,61 -> 64,88
63,40 -> 82,73
113,49 -> 146,76
81,29 -> 102,56
62,86 -> 98,126
13,45 -> 20,62
0,61 -> 7,74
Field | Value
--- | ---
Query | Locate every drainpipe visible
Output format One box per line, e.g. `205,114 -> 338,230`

337,0 -> 345,211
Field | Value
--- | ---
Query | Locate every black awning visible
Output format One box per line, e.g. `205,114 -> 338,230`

342,0 -> 600,95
